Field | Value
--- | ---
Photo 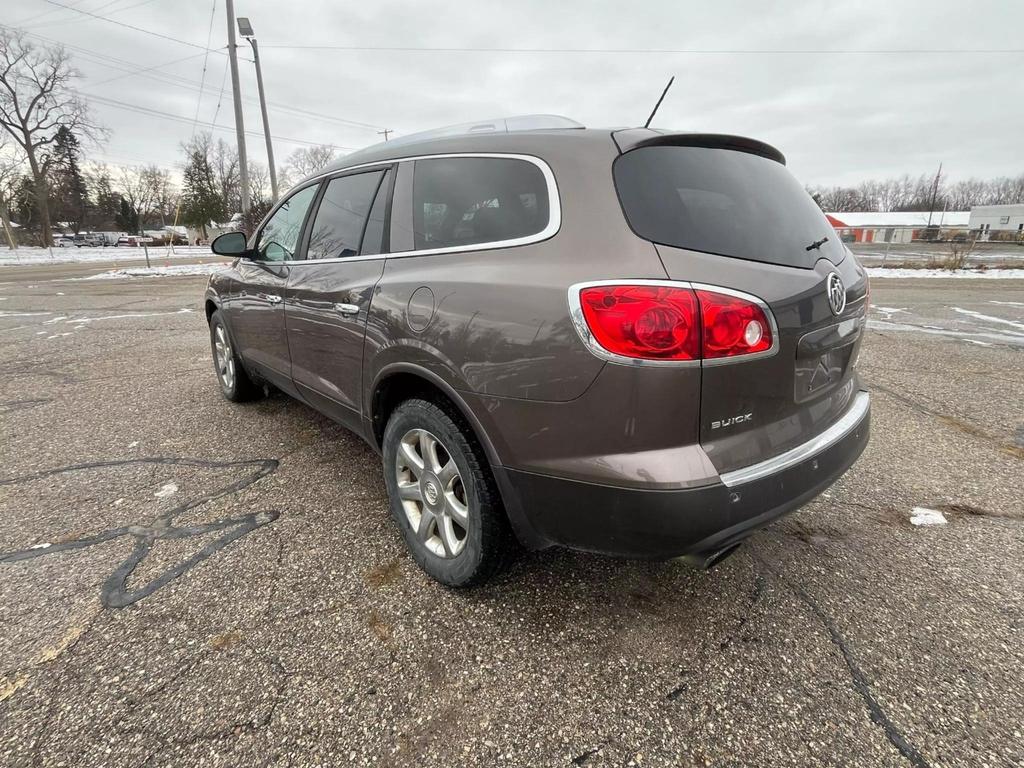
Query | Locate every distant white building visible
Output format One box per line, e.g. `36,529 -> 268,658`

826,211 -> 970,243
969,204 -> 1024,236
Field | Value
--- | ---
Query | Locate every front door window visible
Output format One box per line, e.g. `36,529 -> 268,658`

256,184 -> 319,261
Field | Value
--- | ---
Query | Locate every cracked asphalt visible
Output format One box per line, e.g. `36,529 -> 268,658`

1,264 -> 1022,767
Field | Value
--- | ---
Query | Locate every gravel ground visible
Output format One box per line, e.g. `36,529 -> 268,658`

0,268 -> 1021,767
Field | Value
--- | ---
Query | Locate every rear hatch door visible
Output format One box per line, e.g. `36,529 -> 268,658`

613,137 -> 869,474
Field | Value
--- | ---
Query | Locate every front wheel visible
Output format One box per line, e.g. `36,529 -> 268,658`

382,399 -> 514,587
209,310 -> 260,402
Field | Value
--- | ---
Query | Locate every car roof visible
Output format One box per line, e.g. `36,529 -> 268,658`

303,116 -> 786,182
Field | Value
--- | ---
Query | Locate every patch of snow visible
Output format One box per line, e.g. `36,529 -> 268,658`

867,319 -> 1024,348
866,268 -> 1024,279
0,311 -> 50,317
989,300 -> 1024,307
128,441 -> 139,448
154,482 -> 179,499
872,306 -> 907,319
82,264 -> 229,280
951,307 -> 1024,333
0,246 -> 215,266
910,507 -> 947,526
69,308 -> 193,323
30,542 -> 52,550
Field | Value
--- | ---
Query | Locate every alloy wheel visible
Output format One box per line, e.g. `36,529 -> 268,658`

394,428 -> 469,558
213,324 -> 235,390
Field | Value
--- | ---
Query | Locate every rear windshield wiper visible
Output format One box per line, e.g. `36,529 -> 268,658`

805,236 -> 829,251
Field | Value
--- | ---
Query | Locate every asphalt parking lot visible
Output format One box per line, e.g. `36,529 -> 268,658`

1,265 -> 1022,767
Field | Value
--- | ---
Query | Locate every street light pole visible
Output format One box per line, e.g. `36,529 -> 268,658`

238,17 -> 278,202
225,0 -> 250,214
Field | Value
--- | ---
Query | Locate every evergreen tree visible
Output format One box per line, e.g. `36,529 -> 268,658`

88,167 -> 122,231
115,197 -> 138,233
47,126 -> 89,232
180,148 -> 224,239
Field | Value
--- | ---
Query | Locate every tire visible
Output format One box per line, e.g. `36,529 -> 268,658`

382,398 -> 515,587
209,310 -> 260,402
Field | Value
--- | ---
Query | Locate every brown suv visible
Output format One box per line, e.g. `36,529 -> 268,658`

206,116 -> 870,586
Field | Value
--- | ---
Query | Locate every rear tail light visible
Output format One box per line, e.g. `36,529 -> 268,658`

574,282 -> 774,363
579,285 -> 700,360
695,289 -> 773,359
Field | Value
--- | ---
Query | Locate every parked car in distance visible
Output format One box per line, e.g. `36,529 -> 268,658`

55,235 -> 75,247
74,232 -> 117,247
116,235 -> 146,247
205,115 -> 871,586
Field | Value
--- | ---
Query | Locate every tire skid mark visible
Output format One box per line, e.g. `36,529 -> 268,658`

0,398 -> 52,413
0,457 -> 280,609
754,552 -> 933,768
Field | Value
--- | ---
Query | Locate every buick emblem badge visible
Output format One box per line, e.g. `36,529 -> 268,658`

827,273 -> 846,316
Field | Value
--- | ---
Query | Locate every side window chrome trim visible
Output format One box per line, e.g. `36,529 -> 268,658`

281,152 -> 561,265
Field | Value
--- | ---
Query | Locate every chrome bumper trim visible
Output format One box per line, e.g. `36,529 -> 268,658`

719,391 -> 870,488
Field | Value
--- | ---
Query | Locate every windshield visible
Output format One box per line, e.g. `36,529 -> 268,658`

614,145 -> 845,269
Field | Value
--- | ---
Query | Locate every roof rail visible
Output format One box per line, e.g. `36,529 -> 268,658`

376,114 -> 584,149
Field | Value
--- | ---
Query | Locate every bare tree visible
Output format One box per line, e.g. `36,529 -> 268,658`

0,134 -> 22,248
249,162 -> 270,206
280,145 -> 335,188
116,164 -> 176,231
210,137 -> 240,215
0,29 -> 102,245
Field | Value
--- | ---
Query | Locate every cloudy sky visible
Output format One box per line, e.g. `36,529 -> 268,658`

5,0 -> 1023,186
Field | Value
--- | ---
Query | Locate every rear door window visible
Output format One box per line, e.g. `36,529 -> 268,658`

305,170 -> 386,260
614,145 -> 844,268
411,157 -> 550,250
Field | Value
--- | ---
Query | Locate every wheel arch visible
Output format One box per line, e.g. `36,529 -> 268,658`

368,364 -> 547,550
369,364 -> 501,470
204,297 -> 219,323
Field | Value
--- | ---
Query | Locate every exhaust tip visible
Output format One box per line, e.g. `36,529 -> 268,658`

679,543 -> 741,571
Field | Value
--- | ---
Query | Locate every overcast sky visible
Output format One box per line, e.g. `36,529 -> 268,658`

6,0 -> 1023,186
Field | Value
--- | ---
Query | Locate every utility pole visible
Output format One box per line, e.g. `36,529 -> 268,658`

238,17 -> 278,202
926,162 -> 942,229
377,129 -> 393,142
225,0 -> 250,214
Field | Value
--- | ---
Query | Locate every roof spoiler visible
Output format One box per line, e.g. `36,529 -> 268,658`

612,129 -> 786,165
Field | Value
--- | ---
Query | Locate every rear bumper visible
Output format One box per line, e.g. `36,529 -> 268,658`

496,391 -> 870,558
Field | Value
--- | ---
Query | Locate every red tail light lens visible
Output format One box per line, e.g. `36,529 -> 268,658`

695,289 -> 773,359
575,283 -> 774,363
579,285 -> 700,360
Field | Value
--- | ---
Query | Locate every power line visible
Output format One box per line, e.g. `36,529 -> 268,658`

87,93 -> 355,150
86,51 -> 212,88
40,0 -> 224,53
10,0 -> 87,27
7,25 -> 386,133
27,0 -> 159,29
259,44 -> 1024,55
190,0 -> 218,132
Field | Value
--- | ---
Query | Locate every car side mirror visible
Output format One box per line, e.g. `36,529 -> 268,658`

211,231 -> 249,257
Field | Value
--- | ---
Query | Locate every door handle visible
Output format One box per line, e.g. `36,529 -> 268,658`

258,293 -> 283,304
334,302 -> 359,317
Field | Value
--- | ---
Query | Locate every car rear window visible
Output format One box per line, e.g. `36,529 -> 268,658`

412,157 -> 550,250
614,145 -> 844,268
